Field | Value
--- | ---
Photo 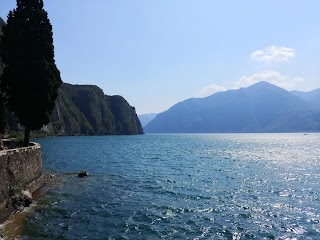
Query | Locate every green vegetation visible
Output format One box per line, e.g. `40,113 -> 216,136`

0,17 -> 7,134
49,83 -> 143,135
108,95 -> 144,135
0,1 -> 62,146
0,16 -> 142,137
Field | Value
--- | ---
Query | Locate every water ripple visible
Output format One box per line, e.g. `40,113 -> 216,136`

21,133 -> 320,239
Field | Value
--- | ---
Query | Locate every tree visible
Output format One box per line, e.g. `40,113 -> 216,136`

0,18 -> 7,135
0,0 -> 62,146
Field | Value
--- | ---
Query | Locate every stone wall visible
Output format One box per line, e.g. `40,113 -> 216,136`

0,142 -> 44,222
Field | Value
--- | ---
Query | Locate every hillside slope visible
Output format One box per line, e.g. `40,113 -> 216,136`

47,83 -> 143,135
145,81 -> 320,133
291,89 -> 320,109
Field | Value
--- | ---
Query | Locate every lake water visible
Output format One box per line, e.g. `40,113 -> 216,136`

20,134 -> 320,239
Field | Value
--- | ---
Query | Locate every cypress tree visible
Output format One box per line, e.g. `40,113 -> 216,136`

0,18 -> 7,134
0,0 -> 62,146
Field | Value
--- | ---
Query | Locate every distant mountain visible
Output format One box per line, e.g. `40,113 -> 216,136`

145,81 -> 320,133
138,113 -> 157,127
46,83 -> 143,135
291,89 -> 320,109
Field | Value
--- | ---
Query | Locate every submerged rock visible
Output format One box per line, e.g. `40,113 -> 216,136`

77,171 -> 88,178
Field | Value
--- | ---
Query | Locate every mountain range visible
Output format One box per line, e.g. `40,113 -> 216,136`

145,81 -> 320,133
291,89 -> 320,109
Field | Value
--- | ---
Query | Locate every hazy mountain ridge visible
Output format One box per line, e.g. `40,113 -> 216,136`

291,89 -> 320,110
138,113 -> 157,127
145,81 -> 320,133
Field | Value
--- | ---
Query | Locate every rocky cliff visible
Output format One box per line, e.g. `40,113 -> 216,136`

47,83 -> 143,135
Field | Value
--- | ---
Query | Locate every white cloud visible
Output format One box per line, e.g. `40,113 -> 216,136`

293,77 -> 304,82
200,83 -> 226,97
250,45 -> 295,63
234,70 -> 304,90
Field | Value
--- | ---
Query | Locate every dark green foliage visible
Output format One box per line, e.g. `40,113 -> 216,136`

0,0 -> 62,145
50,88 -> 94,135
51,84 -> 116,135
0,17 -> 6,134
49,83 -> 143,135
1,83 -> 144,136
0,95 -> 6,134
108,95 -> 143,135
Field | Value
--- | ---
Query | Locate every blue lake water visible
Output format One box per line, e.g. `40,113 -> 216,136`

21,134 -> 320,239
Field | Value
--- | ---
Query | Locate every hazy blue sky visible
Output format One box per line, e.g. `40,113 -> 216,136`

1,1 -> 319,114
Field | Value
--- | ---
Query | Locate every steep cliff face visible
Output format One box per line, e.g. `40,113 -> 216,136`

107,95 -> 144,135
48,83 -> 143,135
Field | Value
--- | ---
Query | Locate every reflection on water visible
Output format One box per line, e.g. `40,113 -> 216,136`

19,134 -> 320,239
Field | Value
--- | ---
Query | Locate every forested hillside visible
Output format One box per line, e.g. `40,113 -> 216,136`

48,83 -> 143,135
0,17 -> 142,136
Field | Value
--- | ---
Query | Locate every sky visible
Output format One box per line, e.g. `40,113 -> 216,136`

1,1 -> 320,114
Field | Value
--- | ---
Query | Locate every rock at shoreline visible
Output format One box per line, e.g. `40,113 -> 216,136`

12,190 -> 32,210
0,141 -> 6,151
0,224 -> 4,239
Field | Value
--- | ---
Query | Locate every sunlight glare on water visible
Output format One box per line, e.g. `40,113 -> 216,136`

21,133 -> 320,239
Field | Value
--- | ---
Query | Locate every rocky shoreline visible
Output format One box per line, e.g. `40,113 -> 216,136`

0,141 -> 44,224
0,202 -> 35,239
0,224 -> 4,240
0,173 -> 57,239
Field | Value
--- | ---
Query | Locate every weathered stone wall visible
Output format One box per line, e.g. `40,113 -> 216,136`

0,142 -> 44,222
